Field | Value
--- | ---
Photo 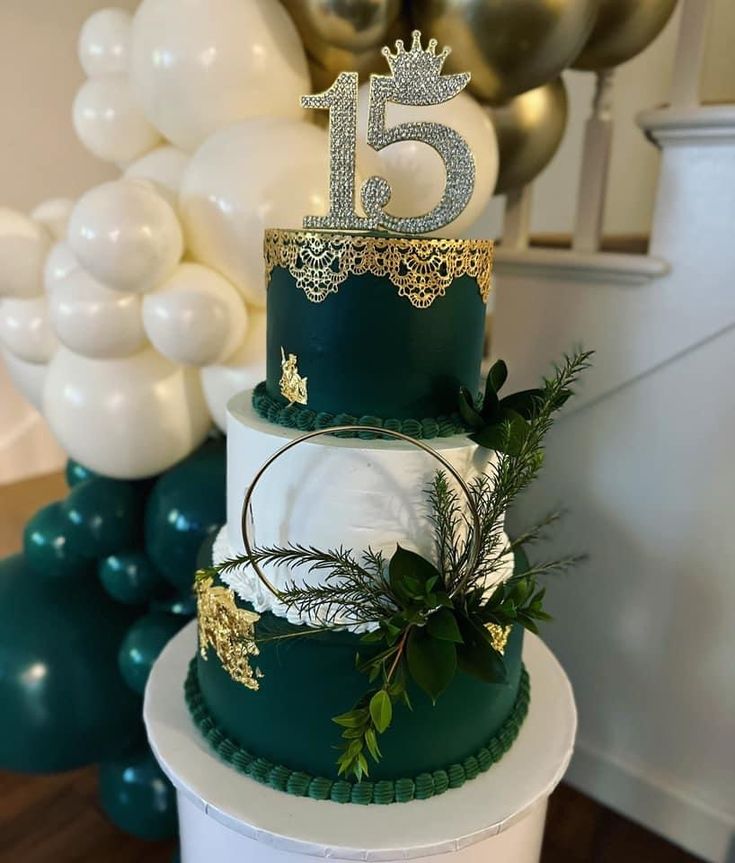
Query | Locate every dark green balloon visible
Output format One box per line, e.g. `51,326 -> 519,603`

64,477 -> 142,558
99,744 -> 178,841
144,439 -> 226,592
150,592 -> 197,618
98,551 -> 165,605
65,459 -> 98,488
23,501 -> 95,579
0,554 -> 141,772
118,611 -> 188,695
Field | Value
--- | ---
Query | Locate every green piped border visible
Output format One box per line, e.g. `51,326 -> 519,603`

185,659 -> 530,805
252,382 -> 469,441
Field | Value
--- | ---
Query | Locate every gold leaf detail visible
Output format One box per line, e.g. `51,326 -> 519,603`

264,230 -> 493,309
279,347 -> 308,405
486,623 -> 511,656
196,575 -> 262,690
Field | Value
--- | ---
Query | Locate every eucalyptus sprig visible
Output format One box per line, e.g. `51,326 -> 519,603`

212,350 -> 591,779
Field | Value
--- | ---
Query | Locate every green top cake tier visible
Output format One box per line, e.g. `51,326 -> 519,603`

264,229 -> 493,421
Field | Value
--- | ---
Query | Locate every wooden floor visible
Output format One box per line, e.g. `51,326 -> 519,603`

0,473 -> 705,862
0,769 -> 704,863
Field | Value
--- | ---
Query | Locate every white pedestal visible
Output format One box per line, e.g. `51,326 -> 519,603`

144,622 -> 577,863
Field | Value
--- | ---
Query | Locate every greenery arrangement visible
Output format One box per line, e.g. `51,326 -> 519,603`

213,350 -> 591,780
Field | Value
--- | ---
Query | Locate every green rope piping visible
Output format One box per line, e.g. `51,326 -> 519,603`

184,659 -> 530,805
252,382 -> 469,441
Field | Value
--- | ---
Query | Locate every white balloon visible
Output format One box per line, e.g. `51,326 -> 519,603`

200,306 -> 266,432
142,262 -> 247,367
1,347 -> 48,410
43,346 -> 212,479
49,268 -> 147,359
129,0 -> 310,152
73,76 -> 162,164
0,208 -> 50,299
356,86 -> 498,237
124,145 -> 189,206
78,7 -> 132,77
68,179 -> 183,293
31,198 -> 74,241
180,118 -> 331,305
44,242 -> 79,294
0,296 -> 57,364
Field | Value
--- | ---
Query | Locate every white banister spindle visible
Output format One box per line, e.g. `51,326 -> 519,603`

670,0 -> 712,108
502,186 -> 532,250
572,68 -> 615,253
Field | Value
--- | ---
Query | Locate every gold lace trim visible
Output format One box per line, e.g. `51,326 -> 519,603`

264,230 -> 493,309
196,575 -> 262,691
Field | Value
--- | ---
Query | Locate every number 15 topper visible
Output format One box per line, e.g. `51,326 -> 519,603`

302,30 -> 476,236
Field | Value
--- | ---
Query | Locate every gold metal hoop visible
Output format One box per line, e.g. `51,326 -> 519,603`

240,425 -> 481,602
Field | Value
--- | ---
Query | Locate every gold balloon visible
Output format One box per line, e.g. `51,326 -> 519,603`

307,40 -> 389,92
281,0 -> 403,54
305,16 -> 411,91
573,0 -> 677,70
489,78 -> 568,194
414,0 -> 599,105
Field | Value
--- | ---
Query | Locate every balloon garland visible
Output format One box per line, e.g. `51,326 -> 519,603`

0,439 -> 226,838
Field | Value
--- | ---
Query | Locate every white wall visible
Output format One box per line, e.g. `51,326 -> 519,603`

0,0 -> 137,210
489,3 -> 735,856
0,0 -> 138,483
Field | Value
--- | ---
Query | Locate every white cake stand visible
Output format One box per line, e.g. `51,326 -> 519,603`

144,622 -> 576,863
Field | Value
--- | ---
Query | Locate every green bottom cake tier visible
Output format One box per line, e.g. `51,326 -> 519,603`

190,571 -> 530,804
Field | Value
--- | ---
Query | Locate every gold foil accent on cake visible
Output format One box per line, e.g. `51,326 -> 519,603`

196,574 -> 262,691
279,347 -> 308,405
264,230 -> 493,308
486,623 -> 511,656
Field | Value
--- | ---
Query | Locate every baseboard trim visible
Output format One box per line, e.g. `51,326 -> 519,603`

566,740 -> 734,863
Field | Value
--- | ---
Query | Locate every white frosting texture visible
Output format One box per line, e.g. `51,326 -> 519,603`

221,391 -> 513,629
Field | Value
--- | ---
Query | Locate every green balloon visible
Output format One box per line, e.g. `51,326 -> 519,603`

99,744 -> 178,841
0,554 -> 141,772
99,551 -> 165,605
23,502 -> 95,579
150,592 -> 197,618
65,459 -> 98,488
118,611 -> 188,695
145,439 -> 226,592
64,477 -> 142,558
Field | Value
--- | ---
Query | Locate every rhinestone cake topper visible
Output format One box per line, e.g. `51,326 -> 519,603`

302,30 -> 475,236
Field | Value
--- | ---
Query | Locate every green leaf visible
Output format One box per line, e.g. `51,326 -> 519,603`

550,388 -> 573,410
389,546 -> 441,606
425,575 -> 439,594
426,608 -> 463,643
357,752 -> 369,778
345,739 -> 363,758
341,726 -> 365,740
456,617 -> 508,684
406,627 -> 457,703
434,592 -> 453,608
369,689 -> 393,733
333,708 -> 368,729
470,411 -> 529,455
364,727 -> 382,762
499,388 -> 544,420
458,386 -> 485,430
486,359 -> 508,395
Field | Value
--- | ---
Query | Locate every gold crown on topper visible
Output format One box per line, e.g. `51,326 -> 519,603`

378,30 -> 469,106
300,28 -> 475,236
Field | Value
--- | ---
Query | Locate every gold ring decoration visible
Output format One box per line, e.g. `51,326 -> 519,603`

240,425 -> 482,602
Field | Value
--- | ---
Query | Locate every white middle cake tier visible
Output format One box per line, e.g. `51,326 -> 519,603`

224,390 -> 510,626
